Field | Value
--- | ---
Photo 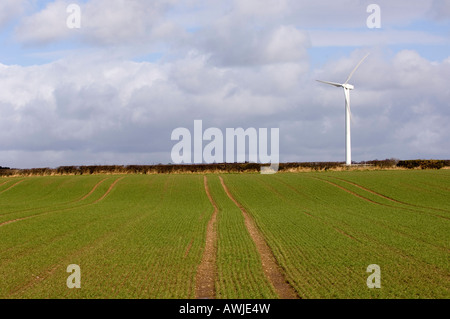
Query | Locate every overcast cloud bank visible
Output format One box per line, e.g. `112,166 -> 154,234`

0,0 -> 449,168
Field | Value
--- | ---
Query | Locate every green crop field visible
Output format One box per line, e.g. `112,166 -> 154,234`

0,170 -> 449,299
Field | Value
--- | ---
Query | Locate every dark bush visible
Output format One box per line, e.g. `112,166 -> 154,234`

397,160 -> 448,170
57,166 -> 80,175
3,159 -> 449,176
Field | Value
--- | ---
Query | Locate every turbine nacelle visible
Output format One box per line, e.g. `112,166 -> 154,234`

315,81 -> 354,90
342,83 -> 354,90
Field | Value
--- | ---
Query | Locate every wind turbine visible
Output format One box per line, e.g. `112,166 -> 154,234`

317,53 -> 369,166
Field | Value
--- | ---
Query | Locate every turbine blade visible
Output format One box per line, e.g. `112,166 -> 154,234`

316,80 -> 343,88
344,53 -> 370,84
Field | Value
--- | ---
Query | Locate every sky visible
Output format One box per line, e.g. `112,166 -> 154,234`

0,0 -> 449,169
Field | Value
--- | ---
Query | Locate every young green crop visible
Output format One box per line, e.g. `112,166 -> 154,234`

221,172 -> 450,298
0,175 -> 212,298
1,171 -> 448,298
206,175 -> 277,299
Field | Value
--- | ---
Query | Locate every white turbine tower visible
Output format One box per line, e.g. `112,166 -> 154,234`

317,53 -> 369,166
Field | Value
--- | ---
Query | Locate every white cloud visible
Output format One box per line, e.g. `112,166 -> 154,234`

1,1 -> 450,168
229,0 -> 434,29
264,26 -> 310,63
309,30 -> 448,47
15,1 -> 72,45
194,21 -> 310,67
0,0 -> 26,30
13,0 -> 444,50
1,47 -> 449,168
15,0 -> 182,47
427,0 -> 450,21
82,0 -> 178,45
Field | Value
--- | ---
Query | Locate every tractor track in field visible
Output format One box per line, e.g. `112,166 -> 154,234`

106,176 -> 169,299
0,177 -> 125,228
7,215 -> 143,298
219,176 -> 299,299
0,180 -> 24,195
93,177 -> 124,203
264,177 -> 426,247
302,211 -> 360,242
0,177 -> 111,219
256,177 -> 360,243
271,176 -> 316,201
75,178 -> 110,202
328,176 -> 450,214
7,175 -> 158,298
313,177 -> 384,206
312,176 -> 449,221
195,176 -> 218,299
263,178 -> 449,274
0,217 -> 32,227
184,239 -> 194,258
311,176 -> 450,253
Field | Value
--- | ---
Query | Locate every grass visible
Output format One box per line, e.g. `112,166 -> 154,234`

221,171 -> 449,298
207,175 -> 277,298
0,170 -> 448,298
1,175 -> 211,298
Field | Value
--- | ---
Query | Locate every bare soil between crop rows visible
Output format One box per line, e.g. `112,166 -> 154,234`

219,176 -> 299,299
195,176 -> 218,299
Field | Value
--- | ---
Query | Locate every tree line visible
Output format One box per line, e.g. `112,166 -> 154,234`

1,159 -> 449,176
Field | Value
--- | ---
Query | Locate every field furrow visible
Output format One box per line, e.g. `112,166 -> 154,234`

221,173 -> 449,298
219,176 -> 299,299
195,176 -> 218,299
0,176 -> 113,218
206,175 -> 277,299
0,180 -> 24,195
0,176 -> 125,226
0,170 -> 448,299
75,177 -> 110,202
329,175 -> 450,214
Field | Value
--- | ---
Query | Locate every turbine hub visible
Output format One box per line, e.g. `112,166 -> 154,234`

343,84 -> 354,90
